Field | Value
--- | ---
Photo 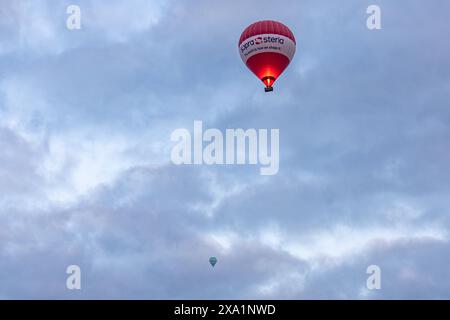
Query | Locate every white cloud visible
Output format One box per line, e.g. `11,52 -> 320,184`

283,224 -> 447,264
85,0 -> 167,43
0,0 -> 168,56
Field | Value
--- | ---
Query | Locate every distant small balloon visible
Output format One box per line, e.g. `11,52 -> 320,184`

209,256 -> 217,267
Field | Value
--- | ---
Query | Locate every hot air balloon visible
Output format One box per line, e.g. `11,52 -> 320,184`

209,256 -> 217,267
238,20 -> 296,92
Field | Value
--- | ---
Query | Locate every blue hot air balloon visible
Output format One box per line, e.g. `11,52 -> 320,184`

209,256 -> 217,267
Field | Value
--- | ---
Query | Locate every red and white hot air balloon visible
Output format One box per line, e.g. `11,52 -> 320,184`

238,20 -> 296,92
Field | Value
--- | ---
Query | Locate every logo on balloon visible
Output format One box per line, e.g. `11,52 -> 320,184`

254,37 -> 263,45
240,36 -> 285,53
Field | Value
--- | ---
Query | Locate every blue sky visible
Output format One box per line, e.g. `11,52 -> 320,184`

0,0 -> 450,299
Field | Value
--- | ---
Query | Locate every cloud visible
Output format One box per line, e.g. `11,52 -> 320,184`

0,0 -> 168,56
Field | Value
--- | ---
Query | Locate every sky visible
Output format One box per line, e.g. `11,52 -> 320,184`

0,0 -> 450,299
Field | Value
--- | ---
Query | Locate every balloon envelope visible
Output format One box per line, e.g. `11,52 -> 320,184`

238,20 -> 296,91
209,256 -> 217,267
